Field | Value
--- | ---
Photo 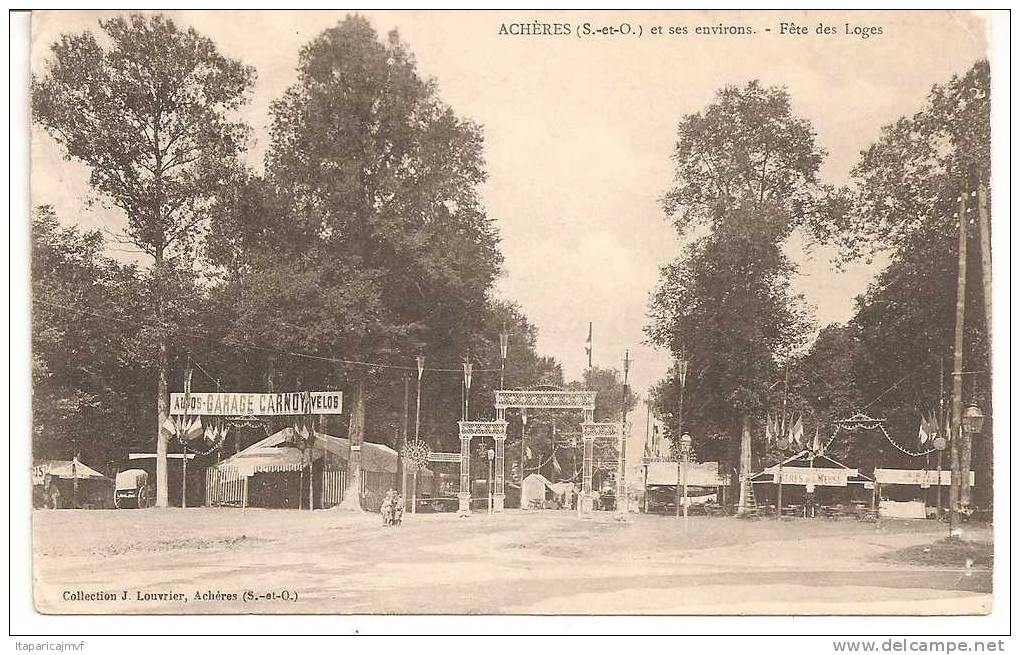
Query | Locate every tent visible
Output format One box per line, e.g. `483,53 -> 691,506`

218,428 -> 401,476
642,461 -> 724,512
32,459 -> 113,509
645,461 -> 724,486
873,468 -> 976,519
521,473 -> 554,508
209,428 -> 428,510
750,451 -> 873,512
520,474 -> 574,509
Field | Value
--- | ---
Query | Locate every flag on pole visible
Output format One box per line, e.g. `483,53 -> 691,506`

552,452 -> 562,475
927,411 -> 940,441
791,415 -> 804,447
585,322 -> 593,368
812,426 -> 823,455
184,416 -> 204,441
918,414 -> 931,445
162,416 -> 179,436
765,414 -> 776,444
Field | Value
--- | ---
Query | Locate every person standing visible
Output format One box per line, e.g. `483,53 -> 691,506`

393,494 -> 404,526
380,489 -> 394,526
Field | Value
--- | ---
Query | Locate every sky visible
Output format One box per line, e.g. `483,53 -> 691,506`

31,10 -> 989,468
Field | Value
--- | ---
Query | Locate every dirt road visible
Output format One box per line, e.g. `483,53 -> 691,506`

32,508 -> 992,615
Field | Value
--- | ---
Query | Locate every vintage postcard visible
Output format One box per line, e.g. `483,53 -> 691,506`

22,8 -> 1002,624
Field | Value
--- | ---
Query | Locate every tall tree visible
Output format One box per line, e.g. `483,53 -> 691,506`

32,206 -> 151,472
647,81 -> 821,510
33,13 -> 256,506
815,61 -> 991,508
204,16 -> 511,504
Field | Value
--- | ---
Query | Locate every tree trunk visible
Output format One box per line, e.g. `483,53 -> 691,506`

337,380 -> 365,511
736,414 -> 753,515
155,251 -> 170,508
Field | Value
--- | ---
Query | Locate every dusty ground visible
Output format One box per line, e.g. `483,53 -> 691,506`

32,508 -> 992,615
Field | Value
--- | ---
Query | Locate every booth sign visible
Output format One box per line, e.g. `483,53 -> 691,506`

874,469 -> 975,487
773,467 -> 852,487
170,391 -> 343,416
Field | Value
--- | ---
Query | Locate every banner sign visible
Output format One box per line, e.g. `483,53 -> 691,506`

874,469 -> 974,487
773,467 -> 851,487
169,391 -> 343,416
32,464 -> 49,485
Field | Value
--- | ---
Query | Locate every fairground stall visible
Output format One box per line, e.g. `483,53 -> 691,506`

32,459 -> 114,509
205,427 -> 423,511
641,460 -> 726,514
873,468 -> 975,519
750,451 -> 874,518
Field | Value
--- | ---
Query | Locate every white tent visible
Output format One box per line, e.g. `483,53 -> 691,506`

219,428 -> 401,477
34,459 -> 107,481
521,473 -> 553,508
645,461 -> 723,487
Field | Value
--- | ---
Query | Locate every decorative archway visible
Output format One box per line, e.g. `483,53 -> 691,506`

457,388 -> 624,515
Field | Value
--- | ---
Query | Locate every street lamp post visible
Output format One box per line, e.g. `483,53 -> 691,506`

675,357 -> 689,519
617,350 -> 631,517
934,433 -> 947,521
955,402 -> 984,535
775,436 -> 794,520
520,410 -> 528,508
678,432 -> 693,530
487,448 -> 495,514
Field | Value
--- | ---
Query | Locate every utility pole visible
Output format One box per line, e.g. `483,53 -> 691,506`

618,350 -> 630,516
400,373 -> 410,510
977,184 -> 993,357
777,368 -> 789,520
182,362 -> 193,509
499,329 -> 510,390
462,352 -> 473,421
949,190 -> 968,538
674,356 -> 688,519
414,355 -> 425,441
520,410 -> 528,507
643,402 -> 651,513
937,357 -> 945,521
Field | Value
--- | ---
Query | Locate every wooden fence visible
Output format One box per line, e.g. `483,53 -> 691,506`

205,466 -> 245,507
205,464 -> 350,509
322,468 -> 346,507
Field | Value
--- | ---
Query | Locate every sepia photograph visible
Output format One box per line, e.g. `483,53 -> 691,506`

10,5 -> 1010,641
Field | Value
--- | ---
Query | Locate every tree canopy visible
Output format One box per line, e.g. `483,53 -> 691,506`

648,82 -> 818,474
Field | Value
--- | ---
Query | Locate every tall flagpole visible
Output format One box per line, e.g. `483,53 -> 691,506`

588,322 -> 593,368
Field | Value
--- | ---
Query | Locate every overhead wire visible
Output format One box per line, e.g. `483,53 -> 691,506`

34,297 -> 502,374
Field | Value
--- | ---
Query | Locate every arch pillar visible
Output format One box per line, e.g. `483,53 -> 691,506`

458,420 -> 508,516
458,435 -> 472,516
580,435 -> 595,514
494,435 -> 506,512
